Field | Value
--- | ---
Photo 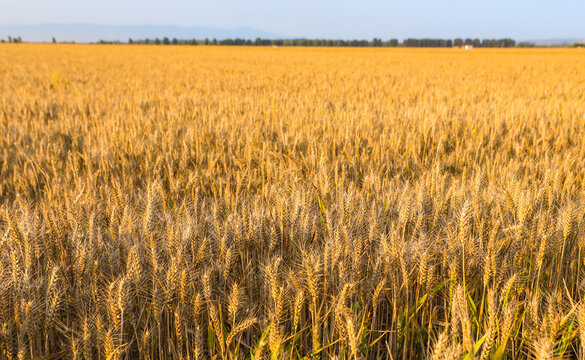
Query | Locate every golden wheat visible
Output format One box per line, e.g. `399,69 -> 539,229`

1,44 -> 585,358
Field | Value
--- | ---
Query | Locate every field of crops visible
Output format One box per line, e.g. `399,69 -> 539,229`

1,44 -> 585,359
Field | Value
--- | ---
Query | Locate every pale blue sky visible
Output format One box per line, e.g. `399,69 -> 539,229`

1,0 -> 584,40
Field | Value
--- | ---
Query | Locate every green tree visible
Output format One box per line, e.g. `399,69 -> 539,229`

518,42 -> 536,48
454,38 -> 463,47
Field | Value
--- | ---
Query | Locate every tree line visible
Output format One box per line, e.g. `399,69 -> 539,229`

121,37 -> 519,47
7,36 -> 584,48
0,36 -> 23,43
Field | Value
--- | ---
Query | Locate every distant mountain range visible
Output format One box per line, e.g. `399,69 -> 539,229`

0,24 -> 285,43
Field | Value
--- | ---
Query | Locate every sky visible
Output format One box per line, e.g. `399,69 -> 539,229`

1,0 -> 584,40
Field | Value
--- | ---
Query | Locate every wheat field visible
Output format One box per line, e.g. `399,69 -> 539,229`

1,44 -> 585,359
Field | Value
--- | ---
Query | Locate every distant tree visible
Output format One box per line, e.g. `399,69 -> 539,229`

147,36 -> 522,49
517,42 -> 536,48
52,37 -> 56,44
403,38 -> 415,47
8,36 -> 12,43
128,38 -> 134,44
496,38 -> 515,47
